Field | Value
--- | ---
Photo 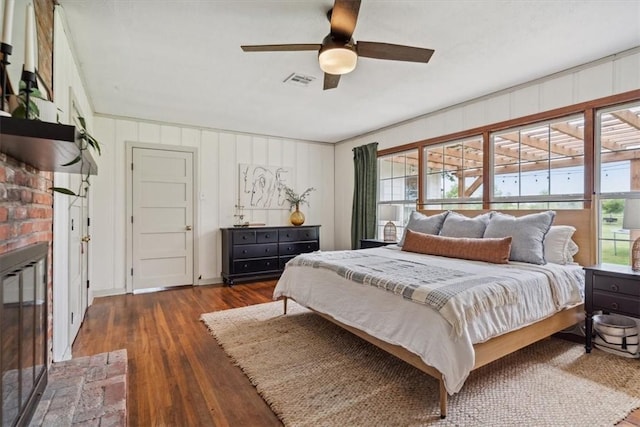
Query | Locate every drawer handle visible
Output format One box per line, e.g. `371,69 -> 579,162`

243,264 -> 248,268
265,234 -> 270,238
611,302 -> 619,310
242,250 -> 247,254
265,248 -> 270,253
287,247 -> 292,251
266,262 -> 271,266
242,236 -> 247,240
610,284 -> 619,292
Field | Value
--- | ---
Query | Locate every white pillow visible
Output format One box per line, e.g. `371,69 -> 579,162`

544,225 -> 579,265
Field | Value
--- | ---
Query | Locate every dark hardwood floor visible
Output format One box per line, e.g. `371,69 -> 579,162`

72,281 -> 283,426
72,281 -> 640,427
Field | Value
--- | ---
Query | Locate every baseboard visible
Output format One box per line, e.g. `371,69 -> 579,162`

197,277 -> 223,286
91,288 -> 127,298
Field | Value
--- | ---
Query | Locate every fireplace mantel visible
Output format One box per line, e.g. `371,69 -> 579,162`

0,116 -> 97,175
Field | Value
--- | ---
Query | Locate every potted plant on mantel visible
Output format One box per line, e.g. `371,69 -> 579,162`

10,80 -> 102,197
283,185 -> 315,226
50,116 -> 101,197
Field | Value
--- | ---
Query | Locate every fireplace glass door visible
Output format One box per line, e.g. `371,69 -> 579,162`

1,243 -> 48,426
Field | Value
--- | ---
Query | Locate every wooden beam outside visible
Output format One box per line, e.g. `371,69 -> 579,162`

612,110 -> 640,131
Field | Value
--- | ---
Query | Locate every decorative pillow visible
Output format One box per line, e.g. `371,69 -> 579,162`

402,229 -> 512,264
398,211 -> 449,246
544,225 -> 579,264
483,211 -> 556,264
439,212 -> 491,238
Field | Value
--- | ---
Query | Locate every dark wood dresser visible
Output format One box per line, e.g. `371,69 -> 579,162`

584,263 -> 640,353
221,225 -> 320,285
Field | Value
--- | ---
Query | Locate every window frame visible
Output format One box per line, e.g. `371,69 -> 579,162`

375,90 -> 640,264
594,101 -> 640,266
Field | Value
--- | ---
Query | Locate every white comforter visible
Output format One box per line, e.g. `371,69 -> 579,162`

273,246 -> 584,394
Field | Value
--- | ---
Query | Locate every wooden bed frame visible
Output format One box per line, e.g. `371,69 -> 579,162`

282,209 -> 595,419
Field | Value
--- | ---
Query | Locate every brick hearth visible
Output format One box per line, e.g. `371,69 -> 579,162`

29,349 -> 127,426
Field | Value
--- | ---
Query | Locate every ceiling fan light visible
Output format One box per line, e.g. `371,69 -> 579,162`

319,47 -> 357,75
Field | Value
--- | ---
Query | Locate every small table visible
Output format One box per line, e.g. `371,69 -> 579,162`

584,264 -> 640,353
360,239 -> 396,249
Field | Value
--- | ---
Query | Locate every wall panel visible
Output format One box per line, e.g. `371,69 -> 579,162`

576,62 -> 614,103
91,119 -> 334,294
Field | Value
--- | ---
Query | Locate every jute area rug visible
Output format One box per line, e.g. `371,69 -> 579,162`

201,301 -> 640,426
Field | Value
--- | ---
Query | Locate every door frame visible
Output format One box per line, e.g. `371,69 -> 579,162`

125,141 -> 199,293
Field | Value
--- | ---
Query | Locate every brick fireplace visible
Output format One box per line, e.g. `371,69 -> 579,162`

0,152 -> 54,426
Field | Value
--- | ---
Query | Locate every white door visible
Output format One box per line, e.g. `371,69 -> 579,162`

68,177 -> 89,342
132,147 -> 194,291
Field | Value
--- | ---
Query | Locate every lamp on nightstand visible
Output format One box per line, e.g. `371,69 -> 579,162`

379,205 -> 400,242
623,198 -> 640,271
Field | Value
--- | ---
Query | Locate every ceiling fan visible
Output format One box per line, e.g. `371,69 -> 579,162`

241,0 -> 435,90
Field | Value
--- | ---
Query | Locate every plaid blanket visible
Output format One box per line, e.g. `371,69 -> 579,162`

288,250 -> 529,336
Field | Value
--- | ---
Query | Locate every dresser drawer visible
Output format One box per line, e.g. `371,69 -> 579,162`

256,230 -> 278,243
233,243 -> 278,259
279,228 -> 318,242
297,227 -> 318,241
232,230 -> 256,245
233,257 -> 279,274
279,241 -> 319,256
592,291 -> 640,316
279,255 -> 297,269
593,275 -> 640,297
279,229 -> 300,242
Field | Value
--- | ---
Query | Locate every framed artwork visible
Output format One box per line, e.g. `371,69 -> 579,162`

239,164 -> 292,209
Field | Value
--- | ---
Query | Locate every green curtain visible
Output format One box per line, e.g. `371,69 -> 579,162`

351,142 -> 378,249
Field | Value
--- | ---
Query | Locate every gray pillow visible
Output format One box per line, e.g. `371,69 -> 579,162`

440,212 -> 491,238
483,211 -> 556,264
399,211 -> 449,246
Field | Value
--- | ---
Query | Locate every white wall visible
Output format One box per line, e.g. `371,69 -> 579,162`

52,6 -> 95,361
334,48 -> 640,250
90,118 -> 335,296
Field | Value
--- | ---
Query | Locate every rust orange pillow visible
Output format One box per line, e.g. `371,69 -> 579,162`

401,229 -> 512,264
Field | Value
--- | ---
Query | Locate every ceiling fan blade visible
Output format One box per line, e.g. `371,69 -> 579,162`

356,41 -> 435,63
330,0 -> 362,39
241,44 -> 321,52
323,73 -> 341,90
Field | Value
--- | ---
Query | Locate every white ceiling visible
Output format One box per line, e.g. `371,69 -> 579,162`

57,1 -> 640,143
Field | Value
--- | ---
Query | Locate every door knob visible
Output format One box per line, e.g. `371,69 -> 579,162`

81,235 -> 91,242
186,225 -> 192,231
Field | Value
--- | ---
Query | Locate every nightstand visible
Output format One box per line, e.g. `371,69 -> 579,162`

360,239 -> 396,249
584,264 -> 640,353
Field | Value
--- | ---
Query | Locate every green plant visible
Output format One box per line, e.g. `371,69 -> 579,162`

282,185 -> 315,209
50,116 -> 101,197
11,81 -> 47,119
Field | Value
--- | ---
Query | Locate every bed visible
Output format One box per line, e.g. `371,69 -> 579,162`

273,209 -> 595,418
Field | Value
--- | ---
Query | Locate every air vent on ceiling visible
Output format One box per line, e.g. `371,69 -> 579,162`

283,73 -> 316,87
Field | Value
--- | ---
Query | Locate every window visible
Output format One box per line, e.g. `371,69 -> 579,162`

491,115 -> 585,209
422,136 -> 483,209
378,150 -> 418,240
376,91 -> 639,264
596,102 -> 640,266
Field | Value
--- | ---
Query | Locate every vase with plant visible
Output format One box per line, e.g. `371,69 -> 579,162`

283,185 -> 315,226
10,80 -> 56,121
50,116 -> 101,197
